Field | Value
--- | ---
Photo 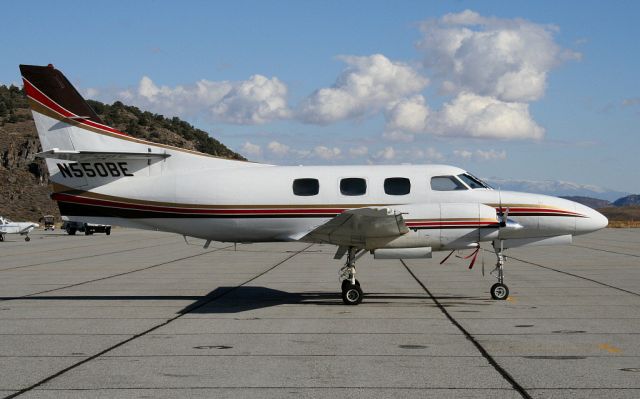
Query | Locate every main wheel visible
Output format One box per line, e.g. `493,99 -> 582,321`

0,234 -> 4,242
106,227 -> 111,236
24,236 -> 31,242
490,283 -> 509,300
67,228 -> 76,235
342,283 -> 363,305
341,279 -> 360,291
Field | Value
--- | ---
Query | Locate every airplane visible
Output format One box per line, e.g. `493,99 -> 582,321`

0,216 -> 39,242
18,64 -> 608,304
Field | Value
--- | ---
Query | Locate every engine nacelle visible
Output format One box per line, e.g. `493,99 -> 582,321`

371,202 -> 500,251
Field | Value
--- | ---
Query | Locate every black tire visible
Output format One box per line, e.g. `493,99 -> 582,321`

24,236 -> 30,242
67,228 -> 76,236
85,229 -> 91,235
0,234 -> 4,242
341,279 -> 360,291
106,228 -> 111,236
342,284 -> 363,305
490,283 -> 509,300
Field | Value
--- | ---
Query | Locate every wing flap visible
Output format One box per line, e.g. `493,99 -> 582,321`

302,207 -> 408,247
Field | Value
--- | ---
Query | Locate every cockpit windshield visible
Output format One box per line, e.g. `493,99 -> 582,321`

457,173 -> 492,189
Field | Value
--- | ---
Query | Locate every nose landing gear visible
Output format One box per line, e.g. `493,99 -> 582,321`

340,247 -> 364,305
490,240 -> 509,300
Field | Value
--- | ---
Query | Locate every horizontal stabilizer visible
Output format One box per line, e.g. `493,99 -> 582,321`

36,149 -> 171,161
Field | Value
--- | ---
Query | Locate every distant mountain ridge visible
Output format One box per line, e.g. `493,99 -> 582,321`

559,196 -> 611,209
484,177 -> 629,202
0,84 -> 244,222
613,194 -> 640,207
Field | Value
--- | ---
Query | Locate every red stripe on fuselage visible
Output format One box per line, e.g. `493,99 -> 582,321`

51,193 -> 347,215
22,78 -> 129,137
497,207 -> 582,216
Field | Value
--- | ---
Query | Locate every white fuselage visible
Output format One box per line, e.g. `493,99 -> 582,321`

48,161 -> 607,250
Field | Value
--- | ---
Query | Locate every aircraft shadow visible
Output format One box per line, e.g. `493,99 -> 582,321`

182,286 -> 483,314
1,287 -> 484,314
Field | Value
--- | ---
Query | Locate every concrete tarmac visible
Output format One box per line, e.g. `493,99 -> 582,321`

0,228 -> 638,398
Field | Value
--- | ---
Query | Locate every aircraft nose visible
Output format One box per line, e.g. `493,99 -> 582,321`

575,204 -> 608,235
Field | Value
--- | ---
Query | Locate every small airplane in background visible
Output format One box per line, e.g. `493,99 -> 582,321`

19,64 -> 608,304
0,216 -> 39,242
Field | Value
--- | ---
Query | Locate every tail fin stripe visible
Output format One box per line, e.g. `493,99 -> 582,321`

23,78 -> 129,137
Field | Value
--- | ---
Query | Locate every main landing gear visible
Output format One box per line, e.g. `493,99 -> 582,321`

490,240 -> 509,300
339,247 -> 365,305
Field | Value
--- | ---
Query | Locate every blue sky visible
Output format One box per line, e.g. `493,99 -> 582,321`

2,0 -> 639,194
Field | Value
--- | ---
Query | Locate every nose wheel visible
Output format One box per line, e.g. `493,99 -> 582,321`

490,240 -> 509,300
490,283 -> 509,300
339,247 -> 365,305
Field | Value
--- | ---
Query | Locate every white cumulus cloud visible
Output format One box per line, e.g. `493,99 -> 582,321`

383,92 -> 543,140
428,92 -> 544,140
374,146 -> 397,161
298,54 -> 428,124
417,9 -> 580,102
454,148 -> 507,161
267,141 -> 290,157
384,95 -> 430,134
313,146 -> 342,160
349,146 -> 369,157
119,75 -> 290,125
476,149 -> 507,161
241,141 -> 262,158
453,149 -> 473,160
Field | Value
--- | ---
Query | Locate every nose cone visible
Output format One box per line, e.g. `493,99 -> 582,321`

575,204 -> 608,235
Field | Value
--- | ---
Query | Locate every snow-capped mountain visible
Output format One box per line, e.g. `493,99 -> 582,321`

483,178 -> 629,202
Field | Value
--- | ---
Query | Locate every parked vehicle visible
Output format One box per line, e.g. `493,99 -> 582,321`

62,221 -> 111,236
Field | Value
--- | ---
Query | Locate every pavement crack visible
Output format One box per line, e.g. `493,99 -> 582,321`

400,260 -> 532,399
503,254 -> 640,297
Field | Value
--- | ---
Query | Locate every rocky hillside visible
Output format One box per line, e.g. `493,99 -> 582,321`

0,84 -> 244,222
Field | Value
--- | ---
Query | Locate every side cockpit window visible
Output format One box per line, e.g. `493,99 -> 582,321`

457,173 -> 490,189
430,176 -> 467,191
293,178 -> 320,196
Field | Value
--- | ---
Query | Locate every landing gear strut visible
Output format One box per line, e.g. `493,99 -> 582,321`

340,247 -> 364,305
490,241 -> 509,300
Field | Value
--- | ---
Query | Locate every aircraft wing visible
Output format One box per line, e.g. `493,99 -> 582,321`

300,207 -> 409,247
18,224 -> 37,234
